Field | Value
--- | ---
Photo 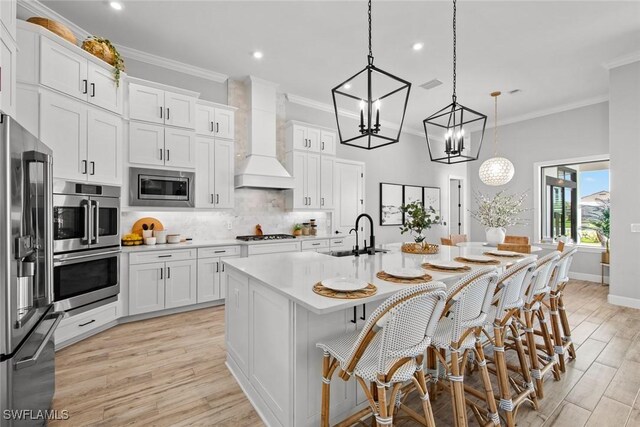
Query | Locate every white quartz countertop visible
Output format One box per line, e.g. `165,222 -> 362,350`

120,234 -> 352,252
223,244 -> 533,315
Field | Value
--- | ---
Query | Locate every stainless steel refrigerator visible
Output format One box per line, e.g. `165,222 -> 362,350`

0,117 -> 63,426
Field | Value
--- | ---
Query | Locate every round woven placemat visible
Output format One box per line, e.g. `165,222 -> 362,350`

313,282 -> 377,299
421,263 -> 472,273
454,257 -> 501,266
376,271 -> 432,284
483,252 -> 525,258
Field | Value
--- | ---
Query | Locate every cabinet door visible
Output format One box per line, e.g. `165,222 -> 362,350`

195,137 -> 214,207
195,103 -> 215,136
213,139 -> 234,208
320,156 -> 335,209
320,130 -> 337,155
165,259 -> 197,309
129,262 -> 165,315
128,83 -> 164,124
306,127 -> 321,153
334,161 -> 365,234
164,127 -> 196,168
87,62 -> 123,114
40,37 -> 87,101
289,151 -> 307,209
0,0 -> 16,41
218,256 -> 238,299
164,91 -> 196,129
291,124 -> 308,151
87,108 -> 122,185
129,121 -> 164,166
0,28 -> 16,117
40,90 -> 87,181
225,269 -> 250,375
197,257 -> 220,303
306,153 -> 321,209
214,108 -> 234,140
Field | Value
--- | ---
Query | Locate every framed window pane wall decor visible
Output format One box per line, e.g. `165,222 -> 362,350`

379,183 -> 442,226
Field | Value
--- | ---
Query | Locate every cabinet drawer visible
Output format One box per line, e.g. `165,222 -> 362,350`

55,303 -> 118,345
247,241 -> 301,256
129,249 -> 196,265
331,236 -> 355,251
301,239 -> 330,251
198,245 -> 240,259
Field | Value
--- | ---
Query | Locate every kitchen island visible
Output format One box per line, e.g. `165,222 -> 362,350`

222,245 -> 523,427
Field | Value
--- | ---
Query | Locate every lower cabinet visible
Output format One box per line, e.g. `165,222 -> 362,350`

54,301 -> 119,347
129,262 -> 166,315
165,259 -> 197,309
197,254 -> 239,302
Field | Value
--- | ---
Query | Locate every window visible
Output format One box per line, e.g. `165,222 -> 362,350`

541,160 -> 609,245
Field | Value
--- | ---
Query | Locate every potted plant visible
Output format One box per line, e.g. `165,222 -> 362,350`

82,36 -> 125,87
292,223 -> 303,237
399,201 -> 439,252
470,190 -> 528,245
592,199 -> 610,263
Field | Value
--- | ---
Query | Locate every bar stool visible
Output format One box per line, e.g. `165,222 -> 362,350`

316,282 -> 447,427
428,268 -> 501,427
477,258 -> 538,427
504,235 -> 530,244
518,251 -> 561,399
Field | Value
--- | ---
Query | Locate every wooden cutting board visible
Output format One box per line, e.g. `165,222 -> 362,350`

132,217 -> 164,237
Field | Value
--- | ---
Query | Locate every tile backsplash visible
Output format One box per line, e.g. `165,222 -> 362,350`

121,188 -> 331,239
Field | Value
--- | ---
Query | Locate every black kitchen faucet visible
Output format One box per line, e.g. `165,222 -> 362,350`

349,213 -> 376,257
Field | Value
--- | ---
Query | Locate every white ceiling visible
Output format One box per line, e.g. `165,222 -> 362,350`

40,1 -> 640,131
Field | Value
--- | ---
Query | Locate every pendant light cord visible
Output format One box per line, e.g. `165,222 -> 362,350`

452,0 -> 457,103
368,0 -> 373,64
494,94 -> 499,156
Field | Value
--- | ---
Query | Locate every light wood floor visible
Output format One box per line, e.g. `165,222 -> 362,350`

50,280 -> 640,426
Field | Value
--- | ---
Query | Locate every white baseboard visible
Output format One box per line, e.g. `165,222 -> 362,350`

569,272 -> 608,284
608,294 -> 640,309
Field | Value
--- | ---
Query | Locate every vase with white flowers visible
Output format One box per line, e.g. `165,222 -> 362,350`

470,191 -> 528,245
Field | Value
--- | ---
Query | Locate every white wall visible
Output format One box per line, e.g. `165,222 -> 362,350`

608,60 -> 640,308
468,102 -> 609,278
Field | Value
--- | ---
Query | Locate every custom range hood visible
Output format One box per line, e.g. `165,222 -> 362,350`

234,76 -> 295,189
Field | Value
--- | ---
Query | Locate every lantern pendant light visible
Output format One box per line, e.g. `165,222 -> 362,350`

331,0 -> 411,150
423,0 -> 486,164
479,91 -> 515,186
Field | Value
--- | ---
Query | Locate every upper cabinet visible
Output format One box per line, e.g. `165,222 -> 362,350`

0,25 -> 16,117
129,121 -> 196,169
195,137 -> 234,209
0,0 -> 16,42
320,130 -> 337,156
195,101 -> 235,139
128,80 -> 196,129
286,122 -> 337,155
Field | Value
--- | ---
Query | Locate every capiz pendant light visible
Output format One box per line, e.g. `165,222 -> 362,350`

479,91 -> 515,186
331,0 -> 411,150
423,0 -> 486,164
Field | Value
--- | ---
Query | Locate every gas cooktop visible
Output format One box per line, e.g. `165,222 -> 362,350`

236,234 -> 297,242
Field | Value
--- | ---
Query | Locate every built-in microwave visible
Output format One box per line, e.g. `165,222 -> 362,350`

129,167 -> 195,207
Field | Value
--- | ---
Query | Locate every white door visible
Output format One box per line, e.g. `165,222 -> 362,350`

0,28 -> 16,117
165,259 -> 197,308
197,258 -> 220,302
195,137 -> 214,207
87,108 -> 122,185
306,153 -> 321,209
214,139 -> 234,208
40,37 -> 87,101
291,124 -> 308,151
214,108 -> 234,140
164,128 -> 195,168
320,130 -> 337,155
0,0 -> 16,41
128,83 -> 164,124
164,91 -> 196,129
129,121 -> 164,166
195,104 -> 215,136
307,127 -> 321,153
320,156 -> 335,209
129,262 -> 165,315
87,62 -> 122,114
40,90 -> 87,181
334,160 -> 365,234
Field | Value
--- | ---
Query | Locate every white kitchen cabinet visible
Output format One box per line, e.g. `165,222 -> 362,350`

320,156 -> 335,209
165,259 -> 197,309
87,62 -> 123,114
195,101 -> 235,139
15,83 -> 39,137
226,268 -> 250,375
129,262 -> 165,315
301,239 -> 330,252
287,122 -> 321,152
196,137 -> 234,208
320,130 -> 337,155
330,236 -> 356,252
164,127 -> 196,168
40,90 -> 123,184
129,121 -> 195,168
0,26 -> 16,117
197,249 -> 240,302
0,0 -> 16,42
54,301 -> 118,347
285,151 -> 321,210
245,241 -> 302,256
334,159 -> 365,234
129,81 -> 196,130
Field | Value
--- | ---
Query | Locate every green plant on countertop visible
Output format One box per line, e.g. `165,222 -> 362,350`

293,223 -> 302,231
399,201 -> 439,244
83,36 -> 125,87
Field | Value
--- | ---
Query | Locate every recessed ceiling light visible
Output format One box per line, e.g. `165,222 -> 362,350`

109,1 -> 123,11
343,83 -> 351,90
252,51 -> 263,59
412,42 -> 424,51
508,89 -> 522,95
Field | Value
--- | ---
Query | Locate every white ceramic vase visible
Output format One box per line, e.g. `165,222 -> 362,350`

485,227 -> 506,245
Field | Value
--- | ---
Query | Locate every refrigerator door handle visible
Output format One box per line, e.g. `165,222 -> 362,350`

15,312 -> 64,370
43,153 -> 54,305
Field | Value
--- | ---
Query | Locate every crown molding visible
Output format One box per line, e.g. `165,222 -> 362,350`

285,93 -> 424,138
603,51 -> 640,70
17,0 -> 228,83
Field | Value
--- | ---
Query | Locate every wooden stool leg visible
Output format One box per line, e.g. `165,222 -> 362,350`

416,368 -> 437,427
427,347 -> 438,400
321,352 -> 332,427
549,295 -> 566,372
509,322 -> 538,410
558,294 -> 577,360
449,347 -> 468,427
494,325 -> 515,426
475,332 -> 500,426
376,380 -> 391,427
524,309 -> 544,399
536,308 -> 561,381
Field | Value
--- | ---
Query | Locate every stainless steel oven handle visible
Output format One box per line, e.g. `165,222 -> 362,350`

15,312 -> 64,370
54,250 -> 121,265
81,200 -> 90,244
92,200 -> 100,245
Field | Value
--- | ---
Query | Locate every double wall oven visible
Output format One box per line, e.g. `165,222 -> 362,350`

52,181 -> 121,313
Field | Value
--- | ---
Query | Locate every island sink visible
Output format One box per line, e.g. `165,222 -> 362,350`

329,248 -> 389,257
